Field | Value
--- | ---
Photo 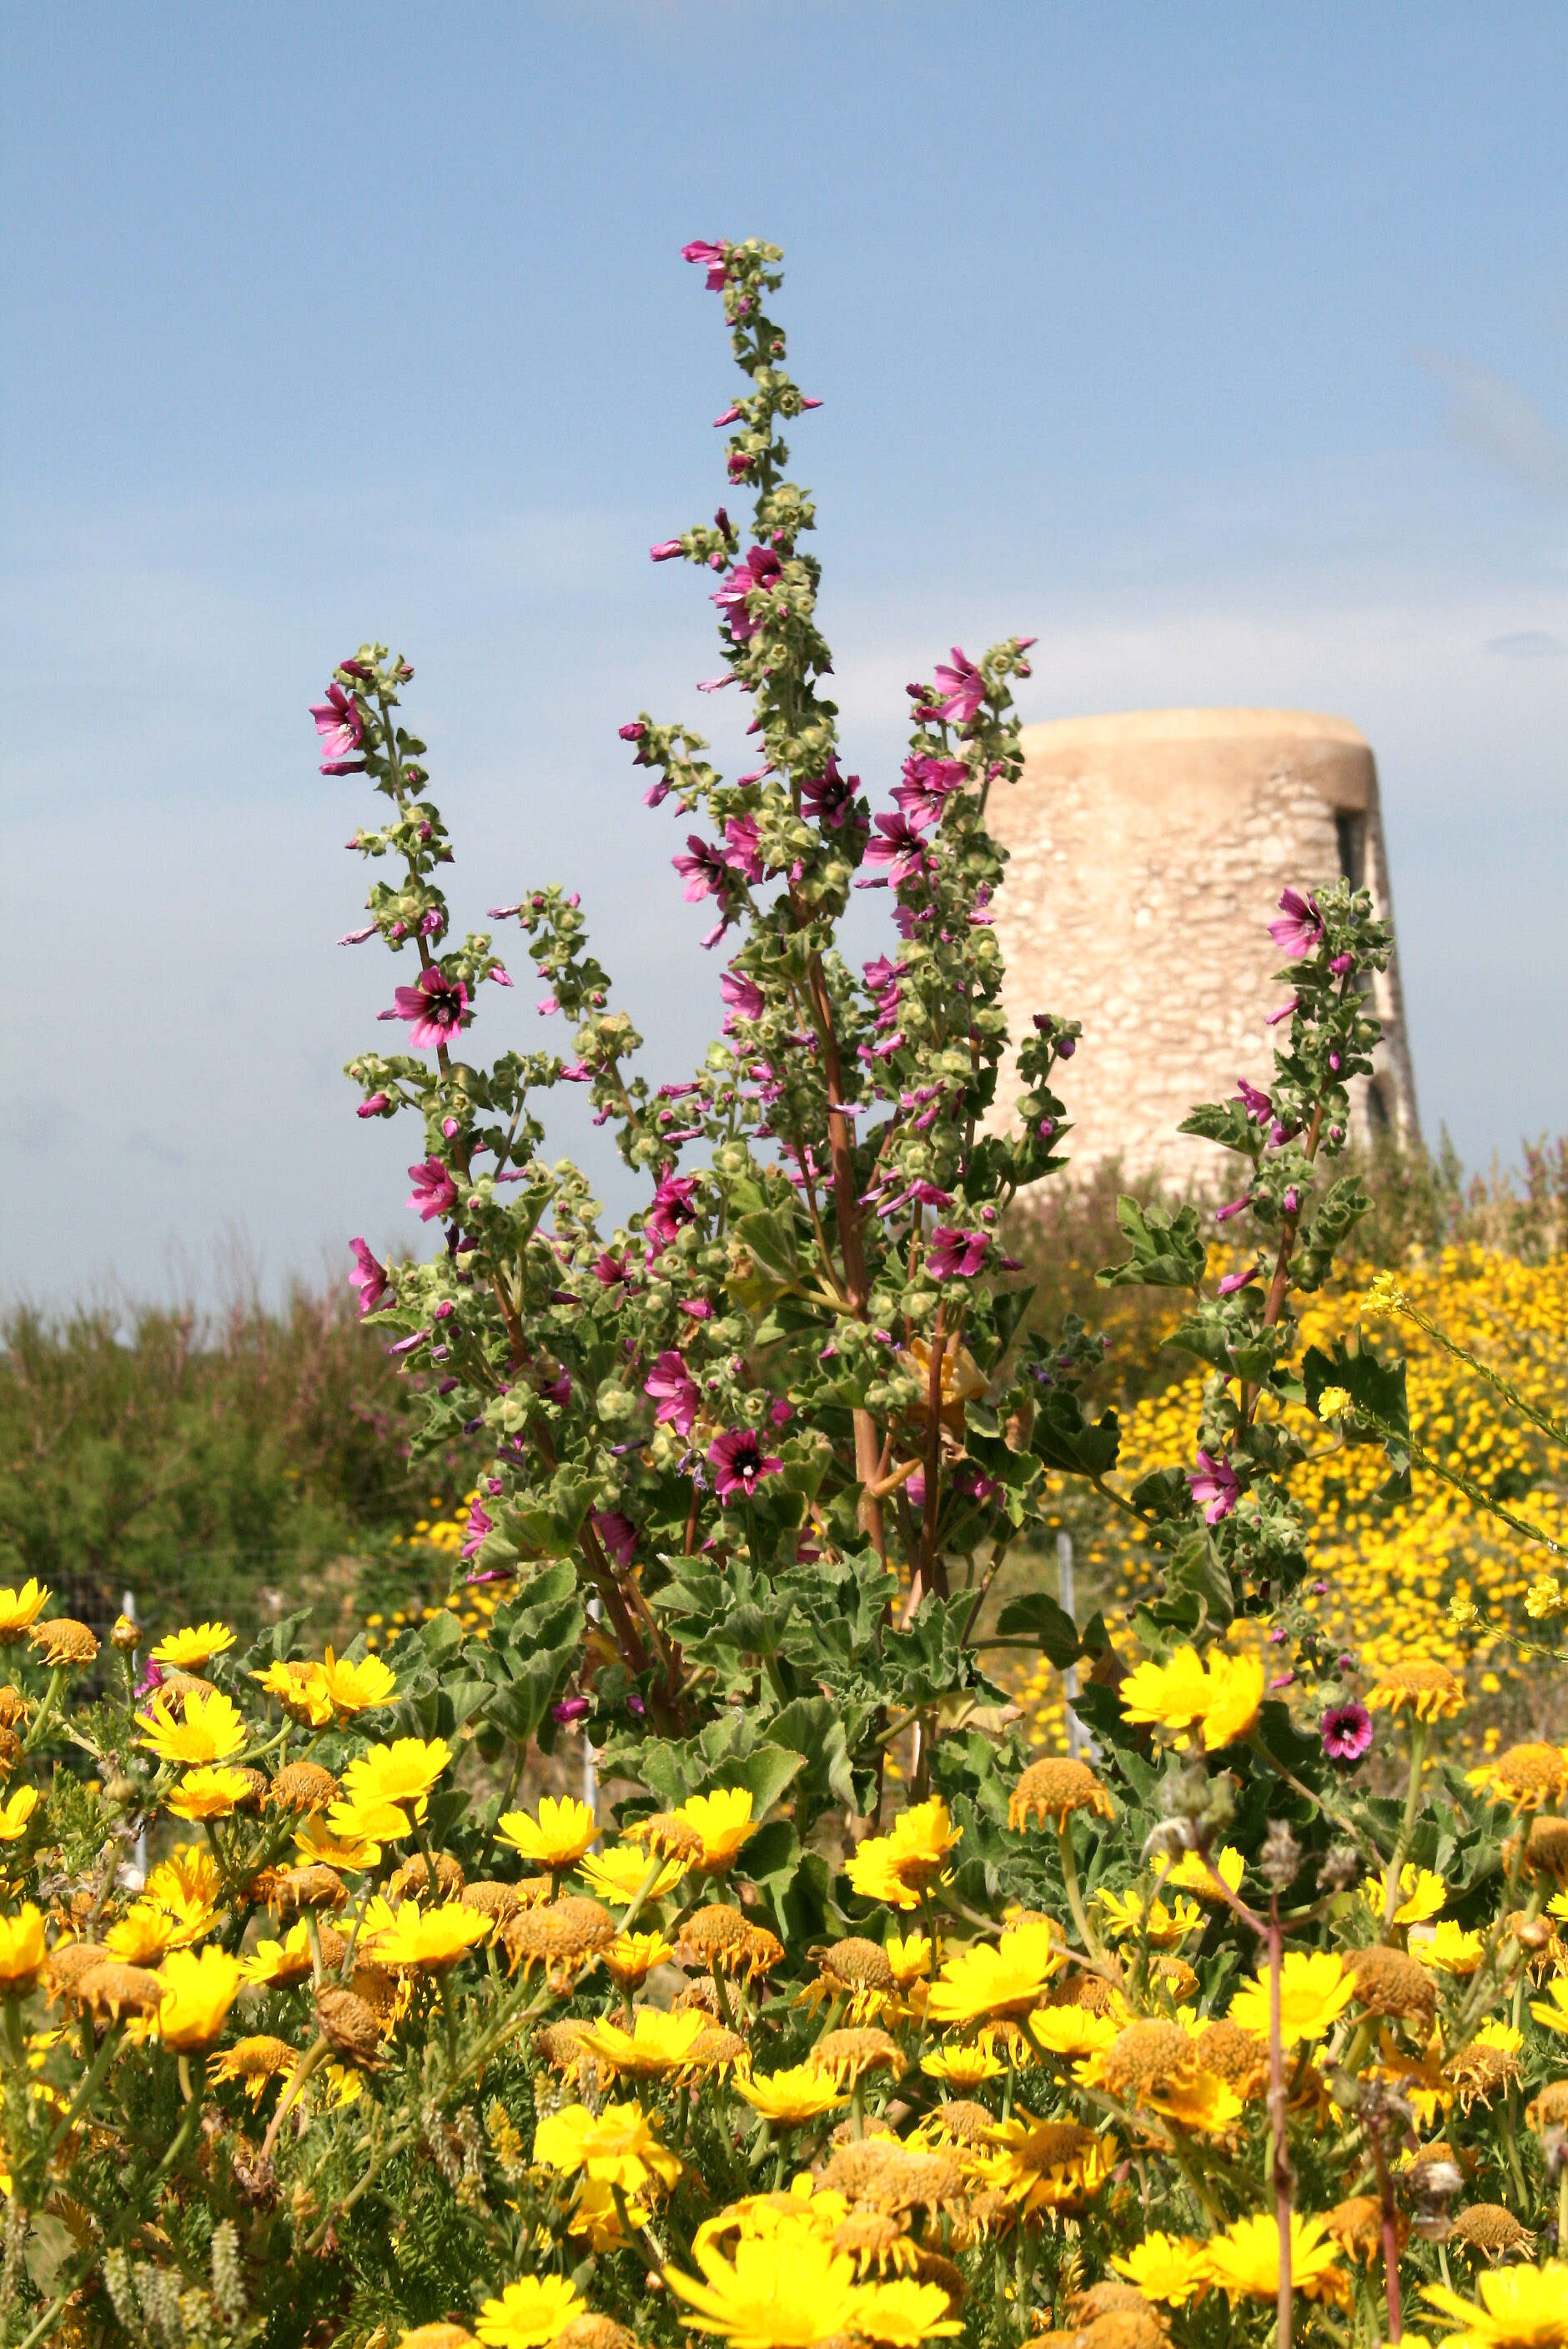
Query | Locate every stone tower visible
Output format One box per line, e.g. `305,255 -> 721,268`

988,708 -> 1419,1184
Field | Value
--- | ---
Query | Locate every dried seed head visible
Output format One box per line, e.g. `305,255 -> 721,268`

268,1763 -> 339,1816
1193,2020 -> 1269,2095
314,1986 -> 382,2065
1365,1659 -> 1465,1718
1008,1758 -> 1115,1831
268,1866 -> 348,1921
1450,2205 -> 1534,2257
1528,2082 -> 1568,2134
922,2099 -> 994,2147
1325,2196 -> 1396,2264
43,1944 -> 110,2004
387,1851 -> 466,1904
1068,2285 -> 1154,2324
1447,2040 -> 1521,2111
626,1813 -> 704,1864
461,1880 -> 528,1928
675,1904 -> 750,1970
1487,1744 -> 1568,1810
31,1620 -> 99,1667
1346,1944 -> 1437,2025
813,1937 -> 897,1995
1259,1821 -> 1302,1891
1513,1817 -> 1568,1884
1073,2307 -> 1169,2349
810,2027 -> 907,2087
1095,2020 -> 1195,2100
555,2320 -> 638,2349
503,1898 -> 615,1980
832,2211 -> 915,2276
1317,1843 -> 1366,1894
949,2186 -> 1015,2247
77,1962 -> 163,2020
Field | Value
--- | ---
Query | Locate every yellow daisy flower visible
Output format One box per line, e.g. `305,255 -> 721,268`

577,1845 -> 687,1904
149,1622 -> 235,1671
1206,2212 -> 1347,2306
0,1906 -> 46,1992
475,2277 -> 582,2349
137,1687 -> 247,1766
531,2100 -> 681,2193
293,1817 -> 382,1873
844,1798 -> 962,1912
0,1787 -> 39,1843
496,1795 -> 597,1871
1228,1950 -> 1354,2047
372,1900 -> 491,1974
1111,2231 -> 1213,2306
0,1583 -> 51,1643
158,1946 -> 242,2051
676,1786 -> 757,1874
317,1647 -> 397,1715
573,2006 -> 708,2080
927,1920 -> 1066,2025
252,1660 -> 333,1728
167,1767 -> 254,1823
921,2043 -> 1006,2087
733,2064 -> 851,2125
1423,2261 -> 1568,2349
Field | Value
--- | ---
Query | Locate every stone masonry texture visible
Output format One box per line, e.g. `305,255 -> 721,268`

988,709 -> 1420,1186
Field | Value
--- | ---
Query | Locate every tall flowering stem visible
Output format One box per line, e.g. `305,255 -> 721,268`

317,237 -> 1065,1779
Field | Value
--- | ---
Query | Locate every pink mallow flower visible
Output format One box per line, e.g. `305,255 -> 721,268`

348,1237 -> 391,1315
1187,1450 -> 1239,1523
681,238 -> 729,289
646,1172 -> 700,1248
721,968 -> 765,1026
722,814 -> 764,883
645,1350 -> 700,1436
864,812 -> 932,885
1268,887 -> 1324,959
892,753 -> 967,830
591,1510 -> 638,1566
800,757 -> 862,830
460,1499 -> 494,1559
932,647 -> 986,723
712,546 -> 783,643
356,1092 -> 391,1119
928,1226 -> 991,1279
1321,1702 -> 1373,1763
407,1158 -> 459,1222
310,682 -> 365,773
381,965 -> 470,1049
708,1426 -> 782,1501
1234,1077 -> 1272,1122
673,837 -> 730,903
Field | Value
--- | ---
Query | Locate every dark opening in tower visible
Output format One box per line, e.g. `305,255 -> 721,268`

1335,809 -> 1366,891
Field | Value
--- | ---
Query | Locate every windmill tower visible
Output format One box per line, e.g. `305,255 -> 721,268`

988,708 -> 1419,1182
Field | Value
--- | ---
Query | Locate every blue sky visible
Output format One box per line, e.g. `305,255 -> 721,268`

5,3 -> 1567,1302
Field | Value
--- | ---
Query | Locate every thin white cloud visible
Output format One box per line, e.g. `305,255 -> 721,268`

1415,350 -> 1568,504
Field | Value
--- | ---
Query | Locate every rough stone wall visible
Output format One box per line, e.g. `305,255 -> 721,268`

988,709 -> 1419,1185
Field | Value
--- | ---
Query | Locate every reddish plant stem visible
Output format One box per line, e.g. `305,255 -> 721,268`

914,1310 -> 951,1606
806,948 -> 886,1565
1369,2135 -> 1403,2343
